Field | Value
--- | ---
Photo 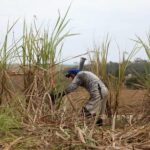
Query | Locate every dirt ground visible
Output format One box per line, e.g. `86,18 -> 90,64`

63,87 -> 147,116
120,88 -> 145,105
1,74 -> 150,150
9,72 -> 147,113
118,88 -> 146,113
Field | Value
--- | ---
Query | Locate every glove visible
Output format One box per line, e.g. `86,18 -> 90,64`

50,93 -> 57,104
50,91 -> 66,104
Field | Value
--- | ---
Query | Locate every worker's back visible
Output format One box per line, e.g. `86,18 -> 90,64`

65,70 -> 108,124
76,71 -> 106,91
65,71 -> 107,94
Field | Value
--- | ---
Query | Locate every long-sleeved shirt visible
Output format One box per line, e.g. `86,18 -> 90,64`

65,71 -> 107,95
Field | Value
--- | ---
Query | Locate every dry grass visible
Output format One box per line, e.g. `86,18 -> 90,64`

0,113 -> 149,150
0,84 -> 150,150
1,64 -> 150,150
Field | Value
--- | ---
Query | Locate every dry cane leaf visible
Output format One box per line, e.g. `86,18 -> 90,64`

60,126 -> 70,139
3,137 -> 23,150
55,131 -> 67,140
76,127 -> 86,143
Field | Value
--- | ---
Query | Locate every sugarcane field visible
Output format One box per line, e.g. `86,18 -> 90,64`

0,1 -> 150,150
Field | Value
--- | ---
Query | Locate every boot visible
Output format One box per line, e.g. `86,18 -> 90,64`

96,118 -> 103,126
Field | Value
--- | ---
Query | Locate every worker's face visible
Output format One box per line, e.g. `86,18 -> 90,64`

69,74 -> 76,79
66,74 -> 75,80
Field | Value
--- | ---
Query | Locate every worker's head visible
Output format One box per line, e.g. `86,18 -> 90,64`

65,68 -> 80,79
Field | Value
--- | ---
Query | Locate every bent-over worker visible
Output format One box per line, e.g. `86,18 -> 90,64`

64,68 -> 108,126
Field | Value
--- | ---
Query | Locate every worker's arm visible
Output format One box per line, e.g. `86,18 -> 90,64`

50,91 -> 66,104
65,76 -> 81,94
50,75 -> 81,103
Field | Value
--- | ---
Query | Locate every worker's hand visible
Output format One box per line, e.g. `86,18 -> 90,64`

50,93 -> 57,104
50,91 -> 66,104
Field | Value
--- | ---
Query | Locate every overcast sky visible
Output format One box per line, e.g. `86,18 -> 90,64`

0,0 -> 150,63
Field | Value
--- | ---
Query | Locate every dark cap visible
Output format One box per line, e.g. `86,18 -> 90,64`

65,68 -> 80,77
